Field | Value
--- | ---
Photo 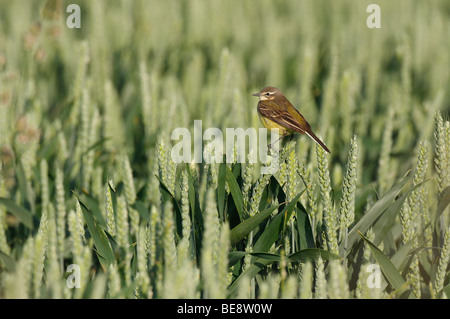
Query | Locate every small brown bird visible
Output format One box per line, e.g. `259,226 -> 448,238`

253,86 -> 330,153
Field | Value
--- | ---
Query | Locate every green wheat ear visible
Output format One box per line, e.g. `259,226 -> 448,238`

0,172 -> 10,255
299,262 -> 313,299
410,140 -> 429,211
120,154 -> 136,205
105,181 -> 116,236
180,169 -> 191,240
286,143 -> 299,202
316,142 -> 338,255
55,164 -> 66,261
32,231 -> 45,298
136,225 -> 151,298
434,111 -> 448,199
242,156 -> 255,215
328,260 -> 350,299
248,172 -> 271,218
115,195 -> 129,248
434,226 -> 450,296
68,208 -> 83,260
201,187 -> 221,298
339,135 -> 358,238
314,256 -> 327,299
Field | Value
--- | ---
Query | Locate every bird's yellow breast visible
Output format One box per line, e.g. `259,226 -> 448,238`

258,113 -> 291,136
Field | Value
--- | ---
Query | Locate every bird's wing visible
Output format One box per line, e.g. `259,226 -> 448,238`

258,100 -> 330,153
257,100 -> 310,134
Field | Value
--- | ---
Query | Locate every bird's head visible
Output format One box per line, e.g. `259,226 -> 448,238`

252,86 -> 282,101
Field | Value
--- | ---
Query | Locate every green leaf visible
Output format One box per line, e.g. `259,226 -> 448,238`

295,201 -> 315,249
227,258 -> 273,298
15,161 -> 35,215
372,179 -> 430,247
0,250 -> 16,271
217,162 -> 227,221
252,191 -> 303,253
229,250 -> 338,265
0,198 -> 35,230
372,241 -> 415,292
227,191 -> 304,298
340,171 -> 413,256
358,231 -> 408,292
225,166 -> 244,222
229,204 -> 281,245
436,186 -> 450,218
74,194 -> 115,269
228,251 -> 247,267
232,251 -> 288,264
440,283 -> 450,299
228,251 -> 282,267
132,200 -> 150,222
79,191 -> 106,227
390,240 -> 414,272
155,174 -> 183,237
154,174 -> 174,199
186,168 -> 203,260
248,252 -> 281,261
288,248 -> 341,263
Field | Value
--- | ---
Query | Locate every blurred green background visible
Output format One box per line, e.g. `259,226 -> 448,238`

0,0 -> 449,299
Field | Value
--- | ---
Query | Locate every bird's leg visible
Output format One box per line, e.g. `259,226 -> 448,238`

267,132 -> 287,153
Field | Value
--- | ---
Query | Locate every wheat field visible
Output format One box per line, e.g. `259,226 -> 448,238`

0,0 -> 449,299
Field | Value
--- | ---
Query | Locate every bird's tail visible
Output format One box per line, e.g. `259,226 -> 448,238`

305,130 -> 330,153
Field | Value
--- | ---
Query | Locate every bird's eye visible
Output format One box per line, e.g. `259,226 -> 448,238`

265,92 -> 270,96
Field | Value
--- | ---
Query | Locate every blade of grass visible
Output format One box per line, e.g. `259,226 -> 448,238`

229,203 -> 281,245
340,170 -> 413,256
227,191 -> 303,298
252,191 -> 303,252
391,240 -> 414,272
227,258 -> 273,298
225,166 -> 244,222
186,167 -> 203,260
0,250 -> 16,271
155,174 -> 183,238
228,251 -> 247,267
358,231 -> 409,293
288,248 -> 341,263
372,179 -> 430,246
248,252 -> 281,261
217,162 -> 227,221
0,198 -> 36,230
74,193 -> 115,269
15,161 -> 35,215
229,248 -> 341,264
440,283 -> 450,299
79,191 -> 107,227
296,201 -> 315,249
436,186 -> 450,219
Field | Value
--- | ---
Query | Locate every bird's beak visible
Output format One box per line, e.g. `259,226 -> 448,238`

252,93 -> 260,97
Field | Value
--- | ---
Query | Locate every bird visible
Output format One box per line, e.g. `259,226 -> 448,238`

253,86 -> 330,153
